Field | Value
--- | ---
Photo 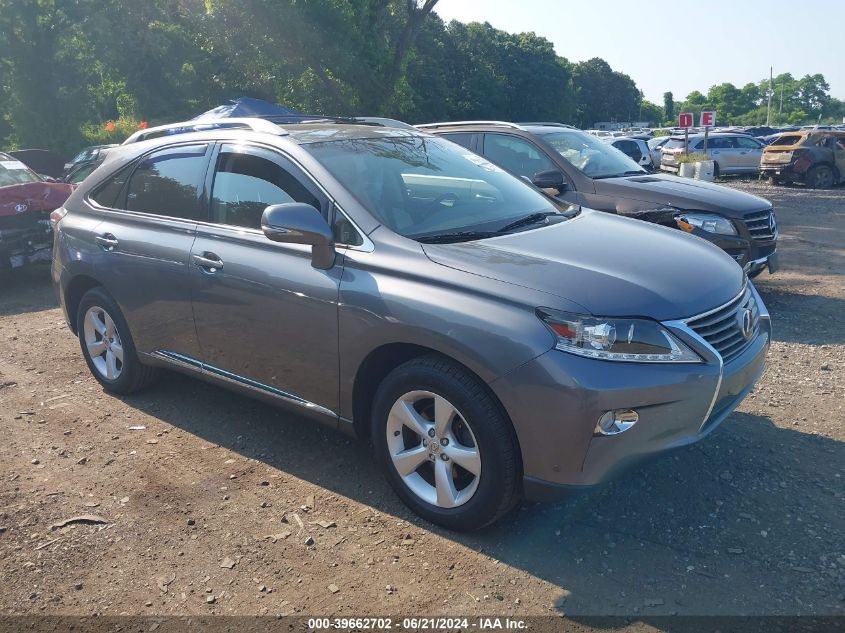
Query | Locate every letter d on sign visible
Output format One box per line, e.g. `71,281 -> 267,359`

679,113 -> 694,128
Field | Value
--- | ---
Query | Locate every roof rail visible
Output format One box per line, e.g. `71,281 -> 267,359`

518,122 -> 579,129
122,118 -> 288,145
415,121 -> 524,130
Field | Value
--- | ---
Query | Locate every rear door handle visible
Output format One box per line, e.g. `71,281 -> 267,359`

193,252 -> 224,273
95,233 -> 119,251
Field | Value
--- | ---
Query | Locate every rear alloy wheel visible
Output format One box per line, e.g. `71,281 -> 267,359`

806,165 -> 834,189
372,355 -> 521,531
83,306 -> 124,381
76,287 -> 158,394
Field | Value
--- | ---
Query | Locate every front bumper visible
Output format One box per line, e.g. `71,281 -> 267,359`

0,226 -> 53,270
492,287 -> 771,500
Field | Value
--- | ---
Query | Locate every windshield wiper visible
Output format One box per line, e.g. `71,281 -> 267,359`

593,170 -> 647,180
416,230 -> 502,244
497,211 -> 560,233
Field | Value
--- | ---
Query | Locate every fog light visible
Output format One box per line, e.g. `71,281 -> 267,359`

595,410 -> 639,436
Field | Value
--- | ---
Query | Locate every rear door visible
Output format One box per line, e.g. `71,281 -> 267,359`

89,143 -> 211,359
189,142 -> 342,416
707,137 -> 738,172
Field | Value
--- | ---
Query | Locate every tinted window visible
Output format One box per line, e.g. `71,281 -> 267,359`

736,136 -> 762,149
772,135 -> 802,146
483,134 -> 556,180
708,137 -> 734,149
91,163 -> 134,208
210,147 -> 319,229
125,144 -> 209,219
440,133 -> 473,149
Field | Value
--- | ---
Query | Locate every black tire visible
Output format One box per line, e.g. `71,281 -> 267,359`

712,162 -> 721,179
371,355 -> 521,531
76,287 -> 158,394
805,164 -> 835,189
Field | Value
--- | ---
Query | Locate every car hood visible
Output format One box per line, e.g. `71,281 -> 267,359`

0,181 -> 74,217
422,209 -> 744,321
595,173 -> 771,216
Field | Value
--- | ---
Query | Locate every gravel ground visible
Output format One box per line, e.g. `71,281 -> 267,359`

0,180 -> 842,625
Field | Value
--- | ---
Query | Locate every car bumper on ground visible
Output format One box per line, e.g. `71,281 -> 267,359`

492,288 -> 772,500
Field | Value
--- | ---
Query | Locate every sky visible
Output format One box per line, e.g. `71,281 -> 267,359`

434,0 -> 845,104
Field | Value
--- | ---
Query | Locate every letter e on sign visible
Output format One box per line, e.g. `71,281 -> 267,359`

701,111 -> 716,127
679,113 -> 693,128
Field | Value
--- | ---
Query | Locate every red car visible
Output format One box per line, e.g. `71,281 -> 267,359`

0,153 -> 73,270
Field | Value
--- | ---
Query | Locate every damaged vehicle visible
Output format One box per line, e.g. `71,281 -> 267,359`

419,122 -> 778,277
0,152 -> 73,271
761,130 -> 845,188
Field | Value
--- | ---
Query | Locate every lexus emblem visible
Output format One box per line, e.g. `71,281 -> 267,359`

14,203 -> 28,214
739,308 -> 754,340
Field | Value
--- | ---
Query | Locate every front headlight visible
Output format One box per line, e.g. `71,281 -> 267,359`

675,212 -> 737,236
538,309 -> 701,363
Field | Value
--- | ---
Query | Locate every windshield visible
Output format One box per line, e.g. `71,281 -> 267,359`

647,136 -> 668,150
535,129 -> 645,178
303,135 -> 560,240
0,158 -> 41,187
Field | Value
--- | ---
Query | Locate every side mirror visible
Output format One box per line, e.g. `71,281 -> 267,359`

261,203 -> 336,269
531,169 -> 566,191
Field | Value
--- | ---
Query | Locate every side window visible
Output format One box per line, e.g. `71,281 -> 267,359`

440,133 -> 474,149
125,144 -> 209,219
708,137 -> 731,150
209,145 -> 320,230
483,134 -> 556,180
90,163 -> 134,208
736,136 -> 762,149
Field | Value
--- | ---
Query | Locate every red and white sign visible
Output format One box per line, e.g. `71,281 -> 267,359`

700,111 -> 716,127
679,113 -> 694,128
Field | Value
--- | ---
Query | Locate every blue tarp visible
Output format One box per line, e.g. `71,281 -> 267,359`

193,97 -> 310,121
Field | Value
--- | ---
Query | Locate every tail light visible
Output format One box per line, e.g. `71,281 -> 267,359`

49,207 -> 68,229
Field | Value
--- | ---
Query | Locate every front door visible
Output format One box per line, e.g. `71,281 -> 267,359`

735,136 -> 764,171
189,143 -> 342,415
834,136 -> 845,183
480,132 -> 579,205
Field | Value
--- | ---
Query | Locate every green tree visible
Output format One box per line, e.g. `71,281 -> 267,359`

663,91 -> 674,122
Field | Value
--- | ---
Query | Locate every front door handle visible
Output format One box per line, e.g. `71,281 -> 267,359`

193,252 -> 224,273
95,233 -> 119,251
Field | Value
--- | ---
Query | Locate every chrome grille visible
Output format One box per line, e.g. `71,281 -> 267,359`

743,209 -> 777,241
686,285 -> 760,363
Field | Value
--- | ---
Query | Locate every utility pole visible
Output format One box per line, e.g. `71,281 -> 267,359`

779,78 -> 784,119
765,66 -> 773,126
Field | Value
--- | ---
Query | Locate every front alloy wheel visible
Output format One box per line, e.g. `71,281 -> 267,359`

372,355 -> 521,531
386,390 -> 481,508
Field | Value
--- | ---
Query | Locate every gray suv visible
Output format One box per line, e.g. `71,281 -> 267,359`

52,118 -> 771,530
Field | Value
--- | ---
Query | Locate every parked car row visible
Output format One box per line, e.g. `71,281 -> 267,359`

658,129 -> 845,187
51,116 -> 772,530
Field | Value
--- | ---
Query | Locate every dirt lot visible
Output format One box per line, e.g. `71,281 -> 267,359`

1,181 -> 843,625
